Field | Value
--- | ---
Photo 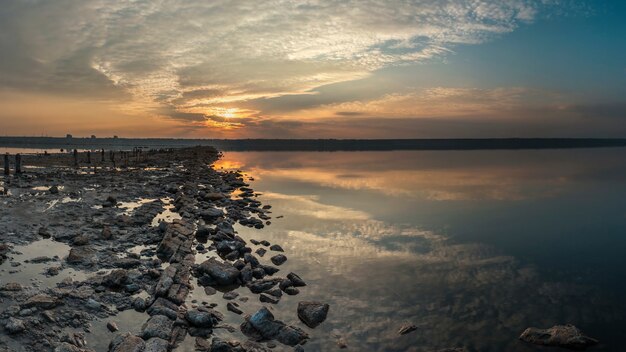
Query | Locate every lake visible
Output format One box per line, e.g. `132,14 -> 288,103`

1,146 -> 625,351
214,148 -> 626,351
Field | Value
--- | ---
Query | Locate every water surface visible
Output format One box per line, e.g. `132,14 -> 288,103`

216,149 -> 626,351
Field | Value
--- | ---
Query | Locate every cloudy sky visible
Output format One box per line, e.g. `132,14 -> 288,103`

0,0 -> 624,138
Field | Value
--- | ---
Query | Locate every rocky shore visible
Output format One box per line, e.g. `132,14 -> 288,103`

0,147 -> 327,351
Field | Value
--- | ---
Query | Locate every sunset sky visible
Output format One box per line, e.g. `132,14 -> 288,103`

0,0 -> 624,138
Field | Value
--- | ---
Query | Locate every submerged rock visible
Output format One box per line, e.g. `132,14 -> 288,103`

519,324 -> 598,350
297,301 -> 329,328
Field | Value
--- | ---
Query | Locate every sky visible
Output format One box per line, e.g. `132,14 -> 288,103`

0,0 -> 624,139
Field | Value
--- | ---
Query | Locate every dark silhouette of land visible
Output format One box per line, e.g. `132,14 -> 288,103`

1,136 -> 626,151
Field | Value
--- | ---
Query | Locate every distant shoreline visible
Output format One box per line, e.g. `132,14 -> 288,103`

1,136 -> 626,151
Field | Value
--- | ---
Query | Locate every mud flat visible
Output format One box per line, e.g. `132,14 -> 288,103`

0,147 -> 326,351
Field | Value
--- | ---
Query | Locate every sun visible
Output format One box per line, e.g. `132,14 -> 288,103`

221,108 -> 238,118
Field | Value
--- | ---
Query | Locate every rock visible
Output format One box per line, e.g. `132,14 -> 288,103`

284,287 -> 300,296
30,255 -> 54,263
114,258 -> 141,269
259,240 -> 270,247
260,293 -> 280,304
141,315 -> 174,340
46,266 -> 61,276
199,208 -> 224,221
286,273 -> 306,287
252,267 -> 266,279
265,287 -> 283,298
72,235 -> 90,246
247,278 -> 282,293
86,298 -> 102,310
102,226 -> 113,240
1,282 -> 23,291
209,337 -> 246,352
103,269 -> 129,288
398,323 -> 417,335
519,325 -> 598,350
255,248 -> 267,257
270,254 -> 287,266
5,317 -> 25,334
223,291 -> 239,300
242,307 -> 309,346
269,244 -> 284,252
61,332 -> 87,348
261,265 -> 280,276
144,337 -> 169,352
49,185 -> 59,194
196,258 -> 240,286
107,321 -> 119,332
38,227 -> 52,238
66,247 -> 95,264
109,333 -> 145,352
244,253 -> 260,268
147,298 -> 179,320
185,309 -> 223,328
297,301 -> 329,328
22,294 -> 60,309
54,342 -> 84,352
227,302 -> 243,315
204,286 -> 217,295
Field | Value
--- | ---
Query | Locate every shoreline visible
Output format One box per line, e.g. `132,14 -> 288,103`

2,137 -> 626,152
0,146 -> 323,351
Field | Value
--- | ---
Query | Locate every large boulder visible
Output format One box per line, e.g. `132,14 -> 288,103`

519,325 -> 598,350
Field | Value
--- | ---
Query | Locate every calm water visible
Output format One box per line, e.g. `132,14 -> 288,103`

215,149 -> 626,352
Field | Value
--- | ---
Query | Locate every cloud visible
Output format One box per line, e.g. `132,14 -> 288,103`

0,0 -> 554,129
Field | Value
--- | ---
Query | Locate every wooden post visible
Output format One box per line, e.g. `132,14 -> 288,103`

15,154 -> 21,174
111,151 -> 116,168
101,149 -> 105,162
73,149 -> 78,167
87,151 -> 91,164
3,153 -> 9,175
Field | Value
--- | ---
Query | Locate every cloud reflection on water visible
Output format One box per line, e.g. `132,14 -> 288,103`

226,150 -> 626,351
